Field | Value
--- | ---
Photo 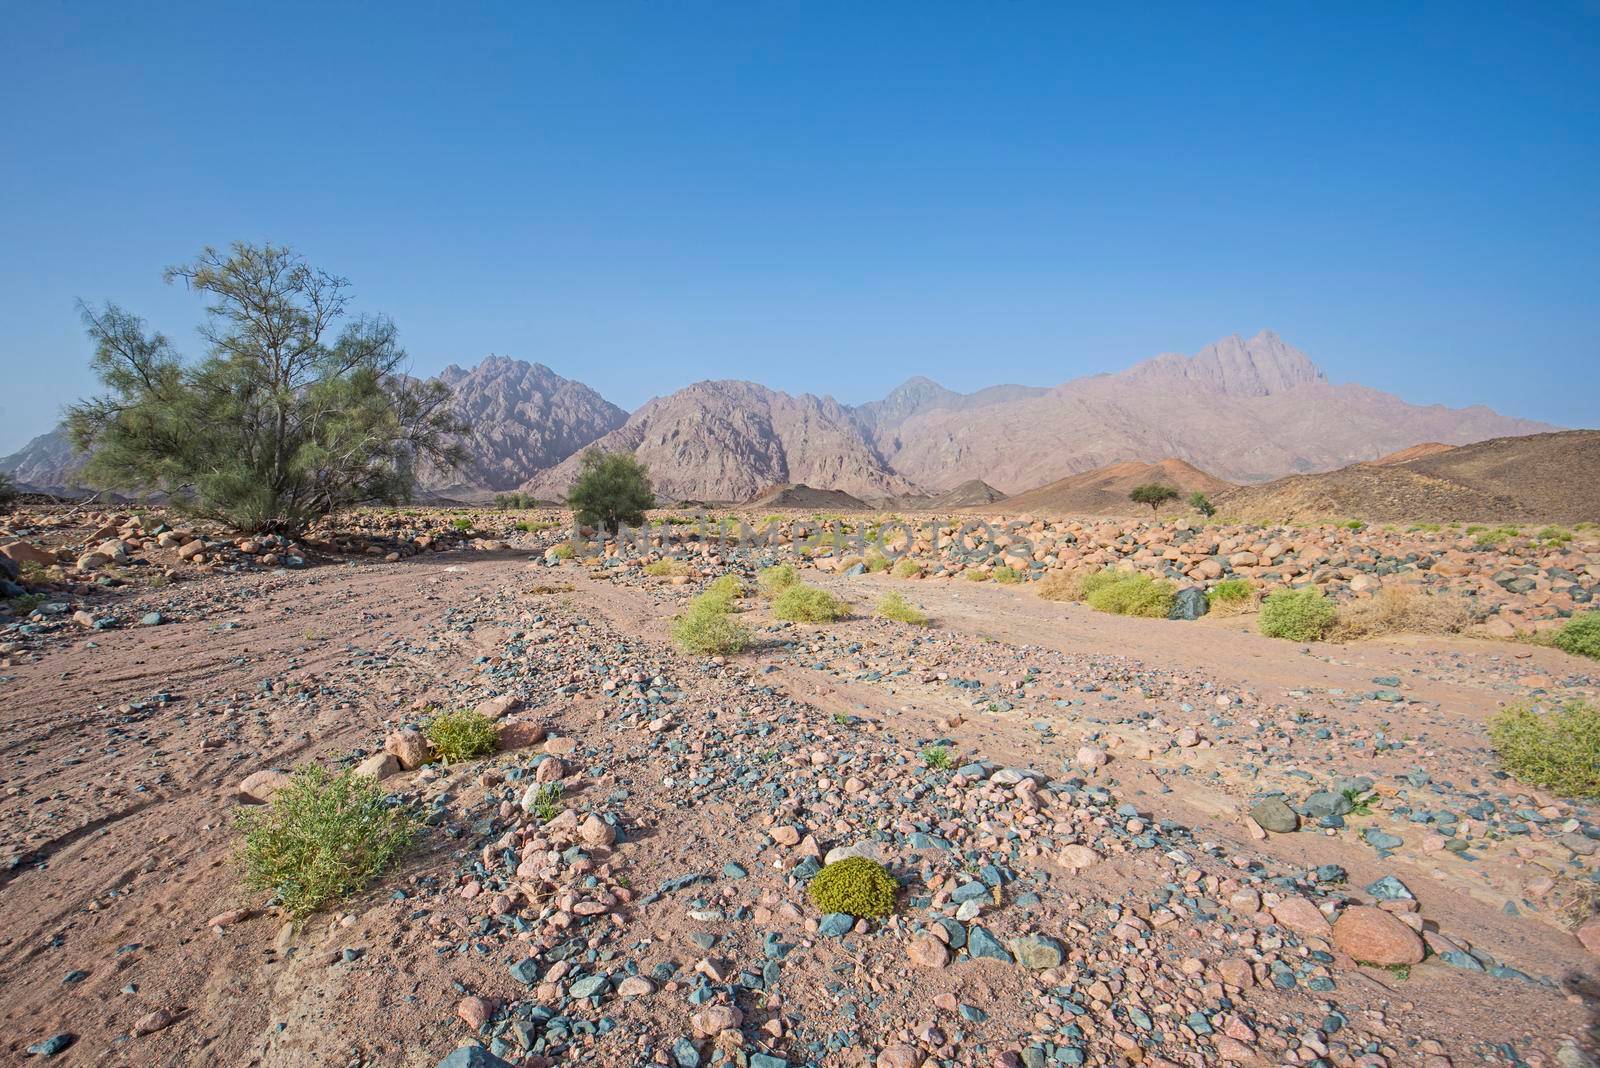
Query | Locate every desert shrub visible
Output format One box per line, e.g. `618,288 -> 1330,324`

757,563 -> 800,598
1188,491 -> 1215,517
425,709 -> 500,763
922,744 -> 953,769
991,565 -> 1022,584
773,584 -> 848,622
1258,587 -> 1337,641
1489,700 -> 1600,798
1537,525 -> 1574,544
891,558 -> 924,579
1552,612 -> 1600,660
1129,483 -> 1179,514
548,542 -> 575,560
66,243 -> 465,534
704,574 -> 746,603
451,516 -> 473,531
5,593 -> 47,616
863,550 -> 890,573
567,449 -> 655,534
1330,586 -> 1474,640
494,492 -> 541,509
236,766 -> 416,917
644,558 -> 691,578
1206,578 -> 1256,616
1083,571 -> 1176,618
964,568 -> 989,582
526,781 -> 564,822
1408,522 -> 1442,533
671,590 -> 751,655
1341,519 -> 1366,531
1037,568 -> 1090,602
875,591 -> 929,626
807,856 -> 898,918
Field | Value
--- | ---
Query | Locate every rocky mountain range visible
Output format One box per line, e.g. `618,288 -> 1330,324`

2,331 -> 1558,503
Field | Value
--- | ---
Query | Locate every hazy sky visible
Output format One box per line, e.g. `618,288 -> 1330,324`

3,3 -> 1596,455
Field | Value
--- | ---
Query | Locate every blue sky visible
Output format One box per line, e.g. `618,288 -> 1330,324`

2,2 -> 1596,454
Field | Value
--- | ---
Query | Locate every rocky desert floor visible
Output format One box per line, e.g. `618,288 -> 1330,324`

2,513 -> 1598,1068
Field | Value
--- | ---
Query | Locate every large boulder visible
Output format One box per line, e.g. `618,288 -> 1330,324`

1332,906 -> 1424,965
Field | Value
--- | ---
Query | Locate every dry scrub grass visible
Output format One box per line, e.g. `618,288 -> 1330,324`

1331,586 -> 1475,640
1036,567 -> 1093,602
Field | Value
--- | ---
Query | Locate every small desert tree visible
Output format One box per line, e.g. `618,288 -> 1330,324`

66,243 -> 466,533
1188,491 -> 1216,517
0,471 -> 16,511
567,449 -> 655,534
1129,483 -> 1179,514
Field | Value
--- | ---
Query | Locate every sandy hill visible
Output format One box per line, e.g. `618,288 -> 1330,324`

928,479 -> 1006,509
991,459 -> 1234,515
1213,429 -> 1600,523
1368,441 -> 1455,466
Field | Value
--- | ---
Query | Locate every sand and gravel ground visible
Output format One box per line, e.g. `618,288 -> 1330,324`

2,532 -> 1598,1066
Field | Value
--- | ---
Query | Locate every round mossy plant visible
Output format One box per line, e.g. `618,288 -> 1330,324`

806,856 -> 898,918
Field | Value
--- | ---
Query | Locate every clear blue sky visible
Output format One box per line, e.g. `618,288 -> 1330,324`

3,2 -> 1596,454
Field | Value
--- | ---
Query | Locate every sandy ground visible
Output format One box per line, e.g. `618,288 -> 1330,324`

1,545 -> 1597,1066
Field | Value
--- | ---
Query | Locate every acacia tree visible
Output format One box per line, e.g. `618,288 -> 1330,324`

567,449 -> 655,534
1129,482 -> 1179,515
67,243 -> 466,533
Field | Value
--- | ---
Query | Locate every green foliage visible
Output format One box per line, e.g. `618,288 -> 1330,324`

875,591 -> 929,626
1408,522 -> 1442,533
0,470 -> 16,511
704,574 -> 746,603
991,565 -> 1022,584
236,766 -> 416,917
757,563 -> 800,598
922,744 -> 953,769
493,491 -> 541,509
1208,578 -> 1254,603
548,542 -> 576,560
1129,483 -> 1179,513
1342,519 -> 1366,531
1552,612 -> 1600,660
1082,570 -> 1176,618
963,568 -> 989,582
67,243 -> 466,533
424,709 -> 499,763
891,557 -> 923,579
451,516 -> 473,531
863,550 -> 890,573
1489,700 -> 1600,798
5,593 -> 47,615
1258,587 -> 1337,641
1188,491 -> 1216,517
567,449 -> 655,534
806,856 -> 899,918
1537,525 -> 1574,544
671,590 -> 751,655
644,558 -> 691,577
773,584 -> 848,622
1342,787 -> 1376,816
527,782 -> 564,822
1470,524 -> 1521,549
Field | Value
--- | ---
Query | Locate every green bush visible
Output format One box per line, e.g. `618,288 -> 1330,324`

236,766 -> 416,917
922,744 -> 953,769
704,574 -> 746,603
671,590 -> 751,655
773,584 -> 848,622
863,550 -> 890,573
1083,571 -> 1176,618
757,563 -> 800,598
891,558 -> 923,579
548,542 -> 575,560
1188,491 -> 1215,517
1552,612 -> 1600,660
1208,578 -> 1254,603
452,516 -> 473,531
425,709 -> 500,763
644,558 -> 691,577
806,856 -> 899,918
875,591 -> 929,626
991,565 -> 1022,584
1490,700 -> 1600,798
1258,587 -> 1337,641
5,593 -> 47,616
568,448 -> 655,534
963,568 -> 989,582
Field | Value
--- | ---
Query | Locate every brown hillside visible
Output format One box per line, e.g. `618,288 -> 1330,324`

1213,429 -> 1600,523
748,483 -> 871,511
1368,441 -> 1454,466
990,459 -> 1234,515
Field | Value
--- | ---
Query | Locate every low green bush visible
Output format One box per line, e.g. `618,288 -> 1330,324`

1490,699 -> 1600,798
1083,571 -> 1176,618
806,856 -> 899,918
236,766 -> 417,917
1258,587 -> 1337,641
991,565 -> 1022,584
757,563 -> 800,598
704,574 -> 746,603
425,709 -> 500,763
773,584 -> 848,622
1208,578 -> 1254,603
644,558 -> 691,577
891,558 -> 923,579
1552,612 -> 1600,660
671,590 -> 751,655
875,591 -> 929,626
